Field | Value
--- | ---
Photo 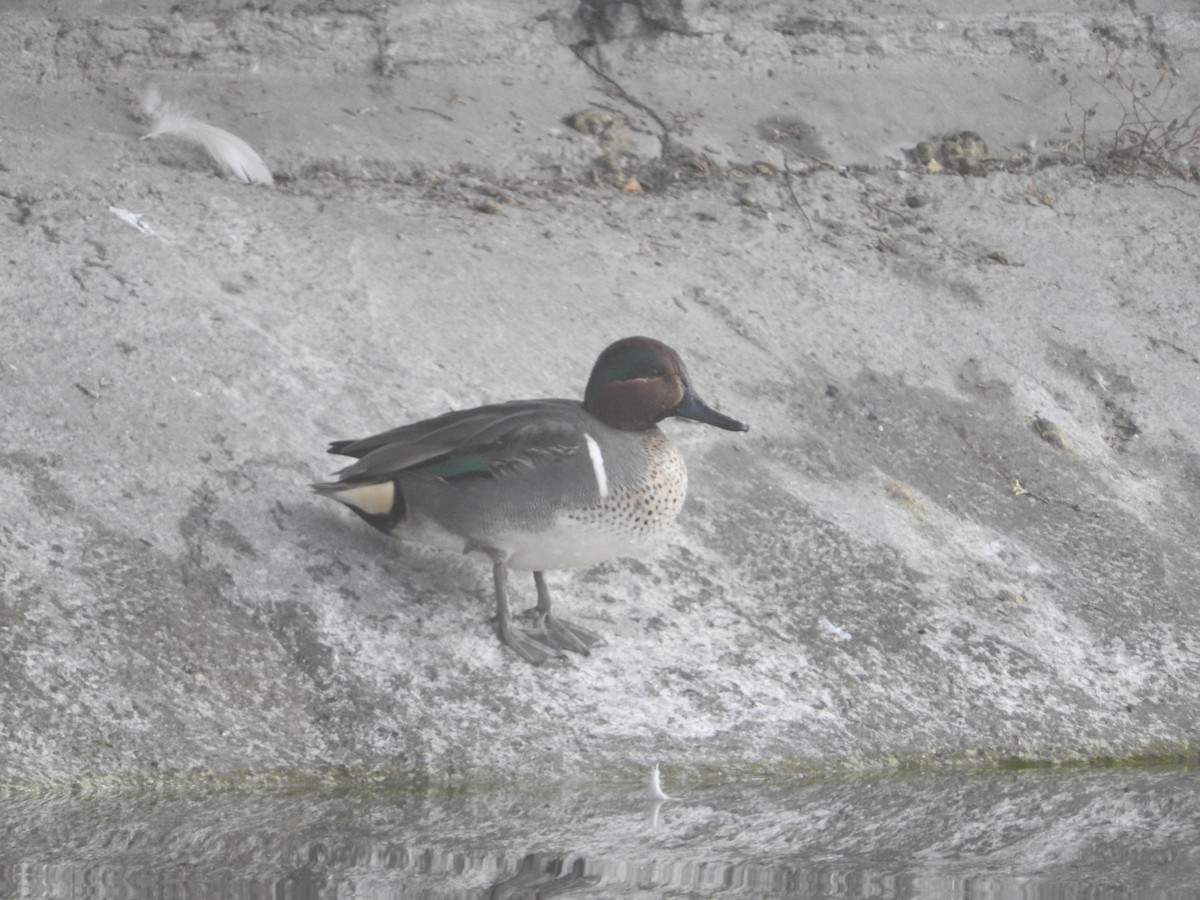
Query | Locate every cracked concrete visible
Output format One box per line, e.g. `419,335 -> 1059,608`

2,0 -> 1200,788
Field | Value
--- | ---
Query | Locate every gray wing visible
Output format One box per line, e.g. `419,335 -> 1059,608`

326,398 -> 585,484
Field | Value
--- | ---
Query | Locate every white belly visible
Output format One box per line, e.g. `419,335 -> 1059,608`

496,513 -> 654,571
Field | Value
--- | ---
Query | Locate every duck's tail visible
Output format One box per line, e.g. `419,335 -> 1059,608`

312,478 -> 406,534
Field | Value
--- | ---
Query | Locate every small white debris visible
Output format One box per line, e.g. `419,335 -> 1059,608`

109,206 -> 156,235
647,763 -> 672,801
818,617 -> 852,642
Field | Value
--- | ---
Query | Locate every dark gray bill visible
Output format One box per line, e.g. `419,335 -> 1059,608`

673,387 -> 749,432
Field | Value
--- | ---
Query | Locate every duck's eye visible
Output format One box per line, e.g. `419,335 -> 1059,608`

630,363 -> 667,380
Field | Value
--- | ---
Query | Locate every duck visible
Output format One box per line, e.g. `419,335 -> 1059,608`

314,336 -> 748,665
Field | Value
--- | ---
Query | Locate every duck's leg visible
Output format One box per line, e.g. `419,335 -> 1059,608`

492,561 -> 563,665
532,571 -> 606,655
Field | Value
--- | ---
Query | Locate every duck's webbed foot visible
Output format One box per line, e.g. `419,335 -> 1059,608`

492,562 -> 564,665
528,571 -> 607,656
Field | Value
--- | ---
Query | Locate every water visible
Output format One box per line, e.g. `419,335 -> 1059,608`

1,766 -> 1197,899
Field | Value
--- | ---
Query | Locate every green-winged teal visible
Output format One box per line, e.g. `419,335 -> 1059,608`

315,336 -> 748,664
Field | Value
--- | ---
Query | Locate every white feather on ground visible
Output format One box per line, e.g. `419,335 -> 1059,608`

139,87 -> 274,186
108,206 -> 156,235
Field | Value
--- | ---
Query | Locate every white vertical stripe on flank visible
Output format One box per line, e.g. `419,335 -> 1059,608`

584,433 -> 609,500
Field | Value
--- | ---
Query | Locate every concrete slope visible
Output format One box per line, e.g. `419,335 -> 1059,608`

2,0 -> 1199,786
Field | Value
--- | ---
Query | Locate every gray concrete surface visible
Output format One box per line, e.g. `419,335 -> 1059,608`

2,0 -> 1200,787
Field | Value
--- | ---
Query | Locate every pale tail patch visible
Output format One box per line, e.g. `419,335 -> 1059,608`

584,433 -> 609,500
331,482 -> 395,516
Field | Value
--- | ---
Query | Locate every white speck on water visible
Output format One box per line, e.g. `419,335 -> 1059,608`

647,763 -> 673,801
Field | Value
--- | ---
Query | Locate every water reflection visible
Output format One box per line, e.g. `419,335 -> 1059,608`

1,767 -> 1198,898
489,854 -> 597,898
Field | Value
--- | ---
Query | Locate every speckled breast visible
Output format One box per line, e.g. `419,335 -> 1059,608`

491,432 -> 691,572
566,434 -> 688,541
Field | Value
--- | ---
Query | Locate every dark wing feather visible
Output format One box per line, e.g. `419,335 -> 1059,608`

328,399 -> 584,484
